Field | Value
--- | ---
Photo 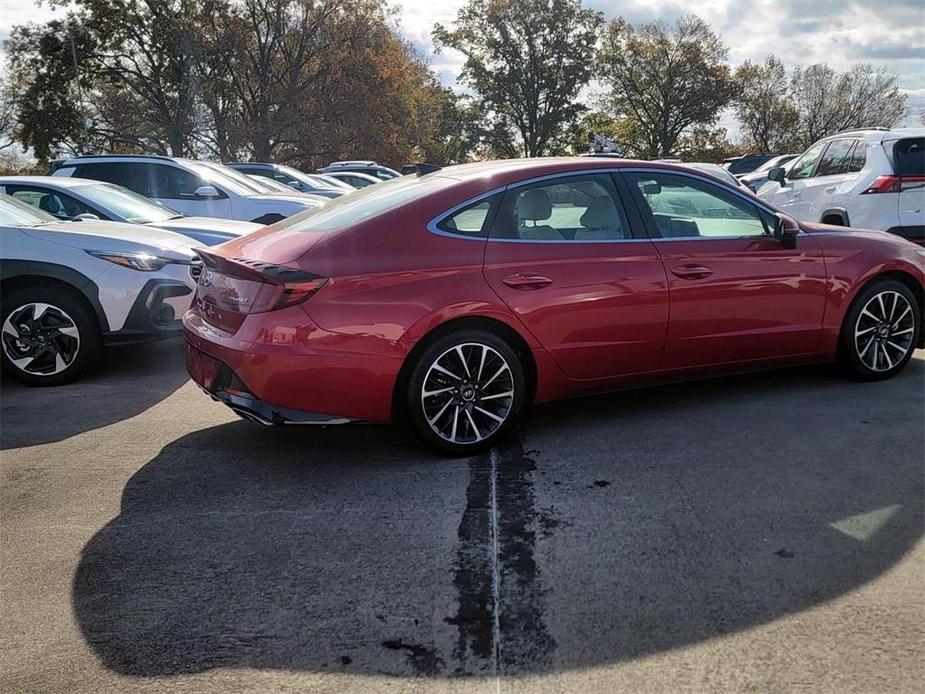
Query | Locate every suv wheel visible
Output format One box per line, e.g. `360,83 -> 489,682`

405,330 -> 526,455
840,279 -> 919,380
1,286 -> 102,386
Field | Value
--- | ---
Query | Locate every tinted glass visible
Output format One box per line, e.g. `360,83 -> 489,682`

495,174 -> 629,241
788,142 -> 827,180
894,138 -> 924,176
277,174 -> 452,232
628,172 -> 769,238
75,162 -> 149,195
7,187 -> 95,219
0,193 -> 57,225
846,141 -> 867,173
815,139 -> 855,176
74,183 -> 180,222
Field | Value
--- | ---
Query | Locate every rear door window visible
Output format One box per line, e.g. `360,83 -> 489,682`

894,138 -> 925,176
815,139 -> 855,177
846,141 -> 867,173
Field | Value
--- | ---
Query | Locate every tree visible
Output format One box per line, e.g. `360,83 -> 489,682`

789,63 -> 907,147
433,0 -> 602,157
734,56 -> 799,152
596,15 -> 737,159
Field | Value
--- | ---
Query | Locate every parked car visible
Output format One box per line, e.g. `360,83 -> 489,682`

679,163 -> 743,187
739,154 -> 799,192
759,128 -> 925,245
0,176 -> 260,246
184,158 -> 924,454
315,174 -> 359,192
0,194 -> 200,385
51,155 -> 324,225
722,153 -> 781,176
317,160 -> 400,180
321,170 -> 380,189
227,162 -> 349,198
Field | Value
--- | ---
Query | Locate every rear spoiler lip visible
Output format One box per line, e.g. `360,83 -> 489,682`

196,249 -> 323,285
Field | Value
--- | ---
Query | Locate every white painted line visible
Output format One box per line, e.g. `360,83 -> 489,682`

489,447 -> 502,694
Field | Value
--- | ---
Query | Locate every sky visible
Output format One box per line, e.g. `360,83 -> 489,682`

2,0 -> 923,134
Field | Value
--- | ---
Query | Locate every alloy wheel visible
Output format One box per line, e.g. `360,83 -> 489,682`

1,303 -> 81,376
854,291 -> 916,372
421,342 -> 515,445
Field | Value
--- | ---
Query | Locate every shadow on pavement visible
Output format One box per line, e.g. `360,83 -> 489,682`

71,360 -> 924,678
0,339 -> 189,450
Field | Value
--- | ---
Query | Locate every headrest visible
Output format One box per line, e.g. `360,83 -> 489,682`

580,196 -> 617,229
517,189 -> 552,221
39,195 -> 62,215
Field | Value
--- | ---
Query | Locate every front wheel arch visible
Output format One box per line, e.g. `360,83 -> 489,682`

391,315 -> 537,424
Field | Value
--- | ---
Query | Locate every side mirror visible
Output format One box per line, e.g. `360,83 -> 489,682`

767,167 -> 786,186
194,185 -> 220,198
642,182 -> 661,195
773,212 -> 799,249
74,212 -> 100,221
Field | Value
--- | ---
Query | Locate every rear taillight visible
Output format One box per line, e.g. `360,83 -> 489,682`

197,250 -> 327,314
249,277 -> 328,313
861,175 -> 925,194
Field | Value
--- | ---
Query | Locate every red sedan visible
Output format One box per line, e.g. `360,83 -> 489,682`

184,159 -> 924,454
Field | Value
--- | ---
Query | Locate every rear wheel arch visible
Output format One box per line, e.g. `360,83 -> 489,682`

840,270 -> 924,349
391,315 -> 538,422
820,209 -> 849,226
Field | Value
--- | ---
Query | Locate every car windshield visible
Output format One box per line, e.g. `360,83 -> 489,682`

276,166 -> 342,191
753,156 -> 792,174
74,182 -> 181,224
185,161 -> 266,196
276,174 -> 452,232
0,193 -> 58,226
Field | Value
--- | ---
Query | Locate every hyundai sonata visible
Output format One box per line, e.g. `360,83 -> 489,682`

184,159 -> 924,453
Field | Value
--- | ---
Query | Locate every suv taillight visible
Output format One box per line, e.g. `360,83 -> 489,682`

861,175 -> 925,194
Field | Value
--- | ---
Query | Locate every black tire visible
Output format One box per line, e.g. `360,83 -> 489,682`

404,329 -> 526,455
0,284 -> 102,386
839,279 -> 919,381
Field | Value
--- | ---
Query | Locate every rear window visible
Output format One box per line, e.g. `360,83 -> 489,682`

276,174 -> 452,232
894,138 -> 925,176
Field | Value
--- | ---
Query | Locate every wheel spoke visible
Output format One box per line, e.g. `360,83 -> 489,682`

423,386 -> 454,398
464,409 -> 482,441
481,363 -> 509,390
449,407 -> 460,442
1,322 -> 18,337
860,308 -> 879,323
888,293 -> 899,323
876,293 -> 886,320
858,336 -> 875,358
476,344 -> 487,381
428,398 -> 453,425
891,326 -> 913,337
474,405 -> 504,423
891,306 -> 911,329
870,342 -> 879,370
11,355 -> 34,370
855,326 -> 875,337
455,346 -> 471,378
480,390 -> 514,401
57,326 -> 80,338
881,345 -> 894,369
886,340 -> 908,354
432,363 -> 461,381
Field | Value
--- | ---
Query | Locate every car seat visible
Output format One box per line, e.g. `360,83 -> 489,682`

516,189 -> 563,240
575,196 -> 624,240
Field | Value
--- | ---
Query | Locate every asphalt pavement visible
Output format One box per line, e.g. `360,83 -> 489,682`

2,339 -> 923,693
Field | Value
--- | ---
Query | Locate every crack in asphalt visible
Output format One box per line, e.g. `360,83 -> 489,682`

446,434 -> 556,676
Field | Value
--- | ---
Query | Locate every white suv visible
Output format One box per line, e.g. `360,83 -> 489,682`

758,127 -> 925,245
52,155 -> 325,225
0,194 -> 199,385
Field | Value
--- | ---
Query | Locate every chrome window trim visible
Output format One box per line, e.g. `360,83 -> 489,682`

425,166 -> 790,243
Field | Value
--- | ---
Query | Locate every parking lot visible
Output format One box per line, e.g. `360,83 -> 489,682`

1,340 -> 923,693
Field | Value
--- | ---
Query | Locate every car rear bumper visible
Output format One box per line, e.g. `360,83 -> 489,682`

183,306 -> 403,422
186,342 -> 355,424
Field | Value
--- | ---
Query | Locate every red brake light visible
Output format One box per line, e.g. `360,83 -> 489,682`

250,277 -> 328,313
862,176 -> 901,194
